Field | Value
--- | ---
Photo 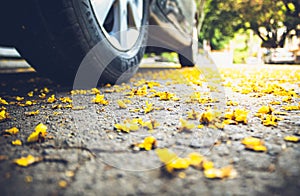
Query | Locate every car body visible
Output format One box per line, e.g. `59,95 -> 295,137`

0,0 -> 203,85
263,48 -> 296,64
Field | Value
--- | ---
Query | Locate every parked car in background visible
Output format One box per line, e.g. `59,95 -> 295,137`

0,0 -> 203,85
263,48 -> 296,64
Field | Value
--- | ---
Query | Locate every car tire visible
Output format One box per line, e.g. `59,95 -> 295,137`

15,0 -> 148,85
179,26 -> 198,67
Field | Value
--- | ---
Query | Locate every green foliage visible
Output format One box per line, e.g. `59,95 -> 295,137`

237,0 -> 300,48
198,0 -> 300,49
199,0 -> 242,50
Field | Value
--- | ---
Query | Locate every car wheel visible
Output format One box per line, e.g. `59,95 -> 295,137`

15,0 -> 148,85
178,26 -> 198,67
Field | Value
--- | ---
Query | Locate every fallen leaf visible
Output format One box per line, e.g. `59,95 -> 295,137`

15,96 -> 24,101
187,109 -> 200,120
0,97 -> 8,105
133,136 -> 157,151
25,110 -> 40,116
27,91 -> 34,97
14,155 -> 42,167
284,135 -> 299,143
262,115 -> 282,127
114,119 -> 139,133
60,97 -> 72,103
12,139 -> 22,146
117,100 -> 127,109
241,137 -> 267,152
187,152 -> 203,168
4,127 -> 19,135
27,123 -> 48,143
47,95 -> 56,103
143,101 -> 153,114
200,109 -> 214,125
179,118 -> 195,132
92,94 -> 109,105
58,180 -> 68,188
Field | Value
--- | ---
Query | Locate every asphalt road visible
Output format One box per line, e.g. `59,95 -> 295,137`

0,62 -> 300,196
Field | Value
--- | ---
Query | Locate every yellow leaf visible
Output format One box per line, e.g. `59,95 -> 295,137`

60,97 -> 72,103
70,89 -> 87,95
224,112 -> 234,120
15,96 -> 24,101
58,180 -> 68,188
226,100 -> 238,106
224,108 -> 248,124
241,137 -> 267,152
0,110 -> 9,121
204,168 -> 222,179
146,81 -> 160,88
27,91 -> 34,97
136,136 -> 157,151
154,91 -> 174,101
114,124 -> 129,133
282,96 -> 292,102
202,160 -> 214,170
4,127 -> 19,135
282,105 -> 299,111
200,109 -> 214,125
204,165 -> 237,179
12,139 -> 22,146
269,101 -> 280,105
241,137 -> 263,146
92,94 -> 109,105
14,155 -> 41,167
40,87 -> 50,94
222,119 -> 238,125
39,93 -> 46,99
143,101 -> 153,114
251,145 -> 267,152
117,100 -> 127,109
91,88 -> 100,95
142,120 -> 159,130
25,110 -> 40,116
233,108 -> 248,124
256,105 -> 274,117
132,85 -> 148,96
0,97 -> 8,105
114,119 -> 139,133
179,118 -> 195,131
167,158 -> 190,170
129,108 -> 140,113
25,101 -> 33,106
284,136 -> 299,143
155,148 -> 178,164
47,95 -> 56,103
27,123 -> 48,143
187,152 -> 203,167
220,165 -> 237,179
187,109 -> 200,120
262,115 -> 282,127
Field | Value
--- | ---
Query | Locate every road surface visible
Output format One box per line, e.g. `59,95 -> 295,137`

0,61 -> 299,195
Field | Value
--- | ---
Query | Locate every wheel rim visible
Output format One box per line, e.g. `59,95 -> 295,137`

90,0 -> 144,51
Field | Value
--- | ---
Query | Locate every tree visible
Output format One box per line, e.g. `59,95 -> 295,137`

198,0 -> 300,49
199,0 -> 242,50
237,0 -> 300,48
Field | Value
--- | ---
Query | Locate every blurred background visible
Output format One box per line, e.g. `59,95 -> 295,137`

198,0 -> 300,65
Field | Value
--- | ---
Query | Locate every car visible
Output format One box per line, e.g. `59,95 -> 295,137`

0,0 -> 202,85
263,48 -> 296,64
